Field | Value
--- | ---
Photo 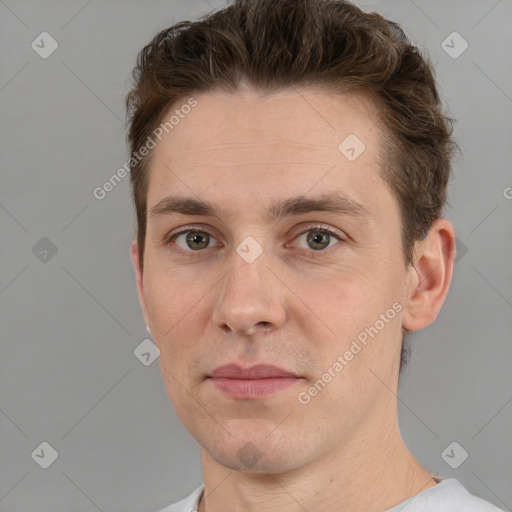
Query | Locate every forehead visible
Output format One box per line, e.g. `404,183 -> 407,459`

157,86 -> 381,154
146,86 -> 391,219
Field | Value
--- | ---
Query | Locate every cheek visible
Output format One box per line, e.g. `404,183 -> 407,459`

294,268 -> 381,329
144,265 -> 206,325
143,273 -> 203,408
142,272 -> 204,370
294,263 -> 404,370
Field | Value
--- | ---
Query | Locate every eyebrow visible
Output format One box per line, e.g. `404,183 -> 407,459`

148,192 -> 369,221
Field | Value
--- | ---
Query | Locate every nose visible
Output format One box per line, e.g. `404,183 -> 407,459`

211,251 -> 287,337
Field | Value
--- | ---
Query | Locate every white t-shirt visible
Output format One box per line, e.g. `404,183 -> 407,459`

157,478 -> 505,512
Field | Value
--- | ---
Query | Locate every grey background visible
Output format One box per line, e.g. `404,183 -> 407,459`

0,0 -> 511,511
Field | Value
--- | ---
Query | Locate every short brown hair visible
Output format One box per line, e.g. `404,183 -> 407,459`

125,0 -> 456,369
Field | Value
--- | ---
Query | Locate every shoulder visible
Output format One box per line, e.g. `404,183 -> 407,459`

155,484 -> 204,512
388,478 -> 505,512
155,480 -> 505,512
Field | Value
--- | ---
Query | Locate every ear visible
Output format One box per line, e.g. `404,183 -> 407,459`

402,218 -> 456,331
130,239 -> 151,331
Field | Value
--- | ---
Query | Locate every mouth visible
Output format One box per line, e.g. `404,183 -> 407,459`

207,363 -> 302,399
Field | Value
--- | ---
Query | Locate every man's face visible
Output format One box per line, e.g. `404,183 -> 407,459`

132,87 -> 415,473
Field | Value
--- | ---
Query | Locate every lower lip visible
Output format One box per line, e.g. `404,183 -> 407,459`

209,377 -> 299,399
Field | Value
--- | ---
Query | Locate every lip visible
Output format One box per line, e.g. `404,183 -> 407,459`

208,364 -> 301,399
210,364 -> 298,379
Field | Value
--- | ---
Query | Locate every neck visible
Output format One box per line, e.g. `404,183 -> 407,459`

197,413 -> 436,512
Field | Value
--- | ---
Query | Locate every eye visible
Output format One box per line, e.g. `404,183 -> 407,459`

165,224 -> 344,255
171,229 -> 220,251
293,226 -> 343,251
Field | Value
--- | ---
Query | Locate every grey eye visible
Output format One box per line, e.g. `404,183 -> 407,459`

175,231 -> 214,251
295,229 -> 340,251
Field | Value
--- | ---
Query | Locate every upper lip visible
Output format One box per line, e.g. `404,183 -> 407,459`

210,364 -> 298,379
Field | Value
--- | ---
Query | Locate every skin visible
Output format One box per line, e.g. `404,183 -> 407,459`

130,86 -> 456,512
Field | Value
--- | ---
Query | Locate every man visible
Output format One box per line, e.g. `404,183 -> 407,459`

126,0 -> 503,510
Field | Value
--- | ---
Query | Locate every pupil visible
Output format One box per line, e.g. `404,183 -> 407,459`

187,232 -> 208,250
307,230 -> 329,250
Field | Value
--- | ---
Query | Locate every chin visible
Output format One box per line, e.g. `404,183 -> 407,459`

202,431 -> 310,475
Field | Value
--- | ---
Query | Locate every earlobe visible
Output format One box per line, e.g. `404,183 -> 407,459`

402,219 -> 456,331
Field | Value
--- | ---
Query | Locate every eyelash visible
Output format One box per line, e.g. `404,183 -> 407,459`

163,224 -> 345,257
